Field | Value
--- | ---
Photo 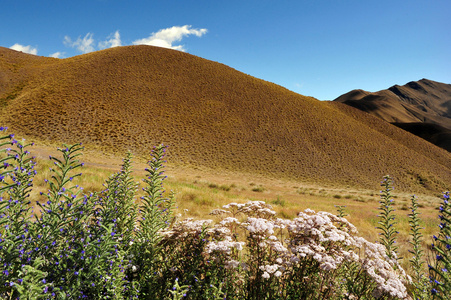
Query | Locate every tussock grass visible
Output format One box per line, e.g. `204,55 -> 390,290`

0,46 -> 450,193
20,144 -> 444,261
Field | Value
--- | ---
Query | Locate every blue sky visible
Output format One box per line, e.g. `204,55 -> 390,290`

1,0 -> 450,100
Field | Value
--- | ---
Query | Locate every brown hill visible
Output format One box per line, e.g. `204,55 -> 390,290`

0,46 -> 450,192
334,79 -> 451,151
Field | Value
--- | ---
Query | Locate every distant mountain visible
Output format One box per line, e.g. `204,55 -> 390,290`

0,46 -> 450,192
334,79 -> 451,151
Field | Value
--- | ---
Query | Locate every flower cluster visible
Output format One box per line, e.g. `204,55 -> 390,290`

1,128 -> 448,299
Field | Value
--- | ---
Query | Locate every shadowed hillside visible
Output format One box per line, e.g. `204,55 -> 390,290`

0,46 -> 450,192
391,122 -> 451,152
334,79 -> 451,151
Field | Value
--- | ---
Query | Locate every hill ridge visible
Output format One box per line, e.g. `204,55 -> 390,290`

1,46 -> 450,192
334,78 -> 451,151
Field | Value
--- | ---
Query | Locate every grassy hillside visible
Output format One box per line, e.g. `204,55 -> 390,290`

334,79 -> 451,129
0,46 -> 450,192
334,79 -> 451,151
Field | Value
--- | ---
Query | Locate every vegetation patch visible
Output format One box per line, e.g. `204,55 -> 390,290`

0,128 -> 450,299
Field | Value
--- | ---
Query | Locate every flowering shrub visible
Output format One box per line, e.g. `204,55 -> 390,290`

0,127 -> 449,299
429,191 -> 451,299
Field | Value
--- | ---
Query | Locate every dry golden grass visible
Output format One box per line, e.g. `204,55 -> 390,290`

0,46 -> 450,194
22,144 -> 444,274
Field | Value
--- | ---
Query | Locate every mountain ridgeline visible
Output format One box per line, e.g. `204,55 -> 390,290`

334,79 -> 451,152
0,46 -> 450,192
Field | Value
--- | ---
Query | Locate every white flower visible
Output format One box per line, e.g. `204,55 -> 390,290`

225,260 -> 240,269
262,272 -> 270,279
320,262 -> 335,271
220,217 -> 240,226
274,271 -> 282,277
234,242 -> 244,251
270,241 -> 287,252
304,208 -> 315,214
245,217 -> 275,235
265,264 -> 279,274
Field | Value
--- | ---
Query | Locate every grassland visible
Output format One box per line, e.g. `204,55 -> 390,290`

25,141 -> 443,276
0,46 -> 450,195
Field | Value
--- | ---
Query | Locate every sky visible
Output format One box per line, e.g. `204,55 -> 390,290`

1,0 -> 450,100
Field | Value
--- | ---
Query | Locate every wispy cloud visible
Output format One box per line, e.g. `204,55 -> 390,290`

295,83 -> 304,89
49,52 -> 65,58
98,30 -> 122,49
132,25 -> 207,51
64,33 -> 95,53
10,43 -> 38,55
60,25 -> 207,56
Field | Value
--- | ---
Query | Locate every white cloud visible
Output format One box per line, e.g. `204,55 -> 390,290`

49,51 -> 64,58
59,26 -> 207,55
295,83 -> 304,89
98,30 -> 122,49
10,43 -> 38,55
132,25 -> 207,51
64,33 -> 95,53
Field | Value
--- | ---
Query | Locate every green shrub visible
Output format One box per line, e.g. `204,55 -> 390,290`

0,128 -> 449,299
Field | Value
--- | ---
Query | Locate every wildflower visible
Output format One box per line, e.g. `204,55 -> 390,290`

225,260 -> 240,269
262,272 -> 270,279
264,264 -> 279,274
